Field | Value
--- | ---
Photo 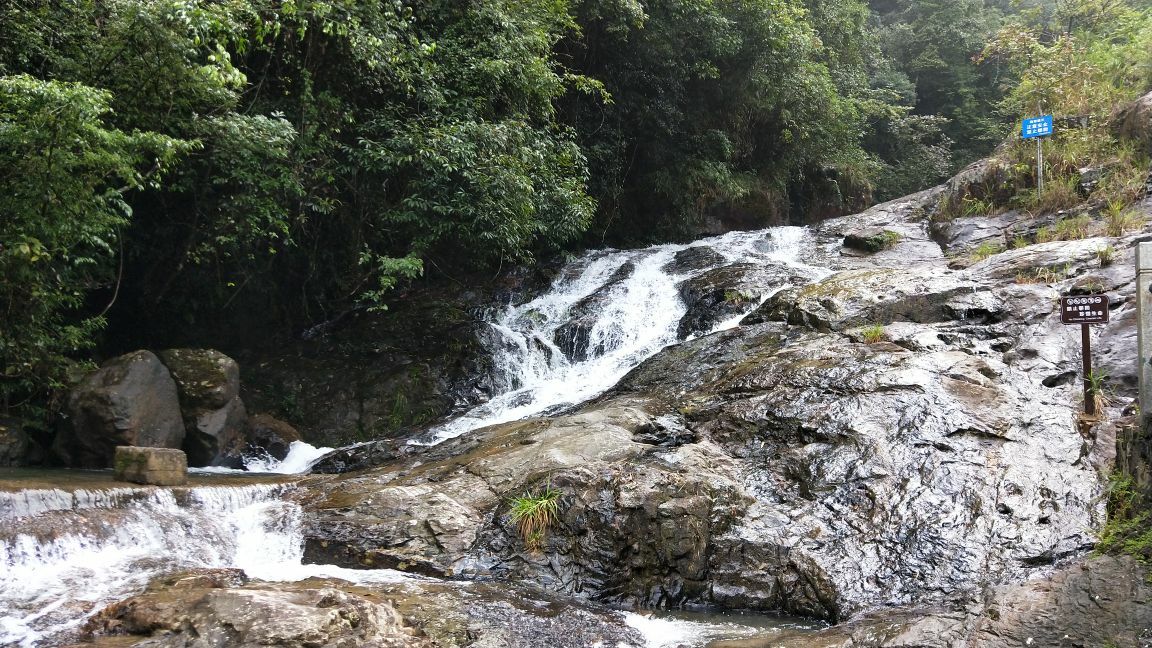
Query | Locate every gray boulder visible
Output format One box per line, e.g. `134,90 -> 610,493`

158,349 -> 248,467
54,351 -> 185,468
246,414 -> 302,461
1114,89 -> 1152,154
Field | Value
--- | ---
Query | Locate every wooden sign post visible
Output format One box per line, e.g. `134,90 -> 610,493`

1060,295 -> 1109,416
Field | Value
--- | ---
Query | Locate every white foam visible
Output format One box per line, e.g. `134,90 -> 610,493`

186,441 -> 334,475
622,611 -> 781,648
0,483 -> 409,647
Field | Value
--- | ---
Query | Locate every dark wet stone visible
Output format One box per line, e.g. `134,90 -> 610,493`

663,246 -> 727,274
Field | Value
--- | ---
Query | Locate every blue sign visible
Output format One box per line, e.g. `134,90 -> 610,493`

1022,115 -> 1053,139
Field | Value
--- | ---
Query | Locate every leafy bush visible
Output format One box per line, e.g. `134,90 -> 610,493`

0,75 -> 187,415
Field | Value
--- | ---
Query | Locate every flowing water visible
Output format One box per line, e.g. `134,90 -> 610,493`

2,224 -> 833,647
425,226 -> 828,443
0,481 -> 412,647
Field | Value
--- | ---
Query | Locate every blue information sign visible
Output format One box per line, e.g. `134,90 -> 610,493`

1022,115 -> 1053,139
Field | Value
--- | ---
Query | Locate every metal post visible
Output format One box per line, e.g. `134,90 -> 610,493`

1082,323 -> 1095,416
1037,136 -> 1045,199
1138,244 -> 1152,429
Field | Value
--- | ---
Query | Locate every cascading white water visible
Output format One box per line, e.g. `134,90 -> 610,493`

0,484 -> 409,647
188,440 -> 335,475
426,226 -> 827,443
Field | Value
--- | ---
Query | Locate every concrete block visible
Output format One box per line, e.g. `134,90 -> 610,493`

113,446 -> 188,486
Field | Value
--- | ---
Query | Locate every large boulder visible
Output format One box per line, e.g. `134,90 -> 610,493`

53,351 -> 185,468
246,414 -> 302,461
158,349 -> 248,467
87,583 -> 429,647
1113,89 -> 1152,154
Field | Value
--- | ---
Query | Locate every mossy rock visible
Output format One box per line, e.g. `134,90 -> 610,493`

843,227 -> 901,253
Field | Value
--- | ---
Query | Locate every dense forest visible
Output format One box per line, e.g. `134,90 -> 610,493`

1,0 -> 1151,422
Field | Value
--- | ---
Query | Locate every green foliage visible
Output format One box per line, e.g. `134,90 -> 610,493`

1086,367 -> 1109,410
870,0 -> 1006,169
723,289 -> 755,305
971,241 -> 1005,261
1096,245 -> 1116,267
509,485 -> 561,551
564,0 -> 883,240
1054,214 -> 1093,240
859,324 -> 887,344
0,74 -> 188,414
1098,470 -> 1152,562
1106,201 -> 1144,237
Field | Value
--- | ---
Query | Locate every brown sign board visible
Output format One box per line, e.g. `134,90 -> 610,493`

1060,295 -> 1109,325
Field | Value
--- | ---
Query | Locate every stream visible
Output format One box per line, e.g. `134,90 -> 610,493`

1,224 -> 835,647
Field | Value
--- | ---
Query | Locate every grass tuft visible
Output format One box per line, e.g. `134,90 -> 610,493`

509,486 -> 561,552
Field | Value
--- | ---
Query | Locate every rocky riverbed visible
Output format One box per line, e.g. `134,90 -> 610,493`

272,188 -> 1152,644
9,172 -> 1152,646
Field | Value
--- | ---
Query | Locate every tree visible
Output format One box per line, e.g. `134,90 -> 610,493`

0,75 -> 186,415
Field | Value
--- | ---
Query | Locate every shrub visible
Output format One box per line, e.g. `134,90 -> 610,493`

1054,215 -> 1092,240
509,486 -> 561,551
1106,200 -> 1143,236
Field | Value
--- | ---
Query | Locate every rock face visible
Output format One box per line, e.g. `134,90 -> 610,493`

54,351 -> 186,468
158,349 -> 249,467
294,186 -> 1147,626
113,446 -> 187,486
714,555 -> 1152,648
84,568 -> 646,648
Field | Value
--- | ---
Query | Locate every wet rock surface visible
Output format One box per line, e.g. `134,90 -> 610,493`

713,555 -> 1152,648
83,569 -> 646,648
676,262 -> 804,339
291,187 -> 1149,632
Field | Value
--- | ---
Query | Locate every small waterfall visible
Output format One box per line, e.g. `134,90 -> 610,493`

0,483 -> 408,647
426,226 -> 825,443
189,440 -> 335,475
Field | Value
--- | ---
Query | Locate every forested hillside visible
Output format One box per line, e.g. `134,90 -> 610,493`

2,0 -> 1150,422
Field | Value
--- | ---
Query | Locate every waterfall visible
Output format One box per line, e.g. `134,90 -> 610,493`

425,226 -> 826,443
1,224 -> 834,647
0,483 -> 409,647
